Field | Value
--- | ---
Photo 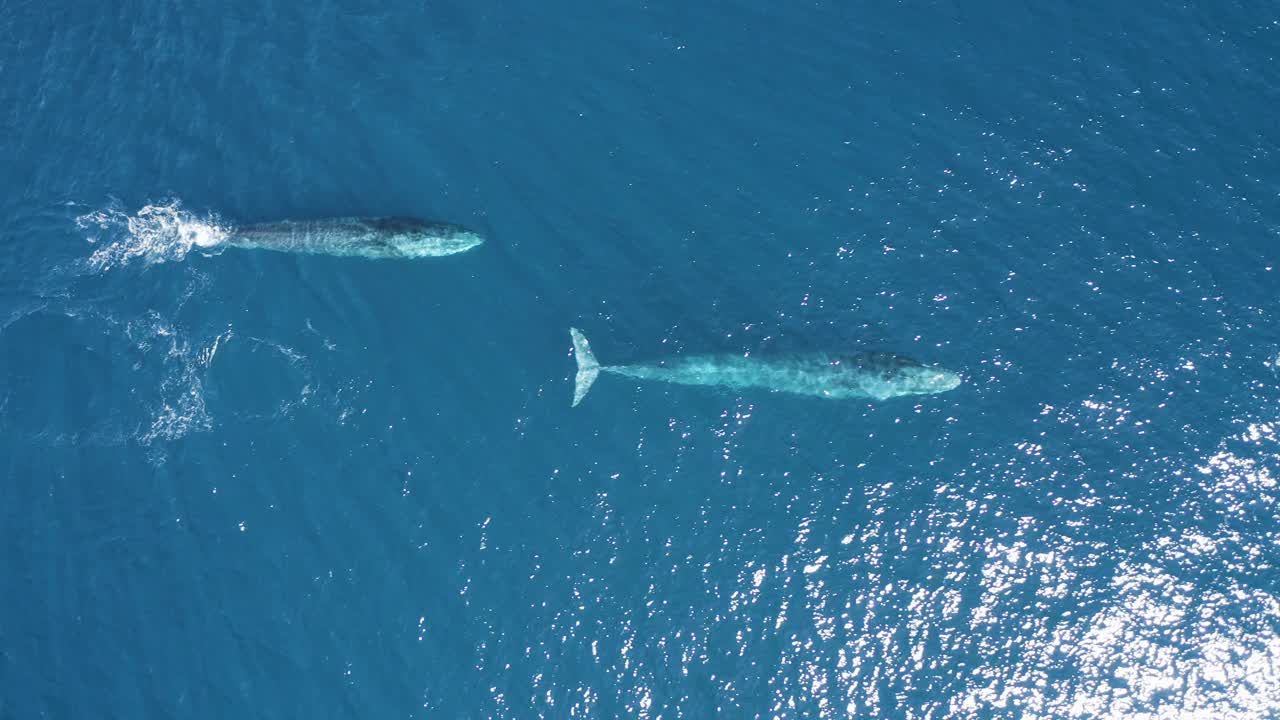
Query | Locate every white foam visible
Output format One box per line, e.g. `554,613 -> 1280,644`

76,199 -> 229,271
125,312 -> 230,448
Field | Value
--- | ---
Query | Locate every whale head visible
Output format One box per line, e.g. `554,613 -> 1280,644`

846,353 -> 962,398
897,365 -> 962,396
925,368 -> 963,393
826,353 -> 964,400
373,217 -> 486,257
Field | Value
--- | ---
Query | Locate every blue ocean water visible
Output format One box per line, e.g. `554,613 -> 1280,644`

2,0 -> 1278,717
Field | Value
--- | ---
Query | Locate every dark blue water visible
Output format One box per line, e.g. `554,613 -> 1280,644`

3,1 -> 1279,717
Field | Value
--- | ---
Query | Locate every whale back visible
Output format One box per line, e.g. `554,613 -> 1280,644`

229,216 -> 484,258
366,217 -> 469,235
837,351 -> 927,376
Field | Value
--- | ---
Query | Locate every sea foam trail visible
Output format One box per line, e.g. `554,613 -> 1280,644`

76,199 -> 229,270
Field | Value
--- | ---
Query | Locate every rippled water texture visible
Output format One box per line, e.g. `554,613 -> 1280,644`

1,1 -> 1277,718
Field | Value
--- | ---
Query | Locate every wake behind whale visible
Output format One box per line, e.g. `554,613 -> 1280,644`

569,328 -> 961,406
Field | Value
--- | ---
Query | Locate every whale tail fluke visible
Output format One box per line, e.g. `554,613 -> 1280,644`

570,327 -> 600,407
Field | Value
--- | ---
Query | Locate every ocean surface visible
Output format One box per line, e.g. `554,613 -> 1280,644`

2,1 -> 1278,717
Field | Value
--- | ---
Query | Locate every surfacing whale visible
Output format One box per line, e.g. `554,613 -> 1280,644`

225,217 -> 484,259
569,327 -> 961,406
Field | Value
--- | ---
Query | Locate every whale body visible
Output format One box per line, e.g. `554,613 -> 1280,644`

569,328 -> 961,406
225,217 -> 484,259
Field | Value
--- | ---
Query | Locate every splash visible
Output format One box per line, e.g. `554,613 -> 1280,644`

76,199 -> 230,270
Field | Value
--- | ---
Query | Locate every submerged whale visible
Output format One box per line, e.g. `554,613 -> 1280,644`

224,217 -> 484,259
569,328 -> 961,406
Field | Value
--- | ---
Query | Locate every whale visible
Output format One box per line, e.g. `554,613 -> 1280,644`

223,217 -> 484,259
569,328 -> 961,406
